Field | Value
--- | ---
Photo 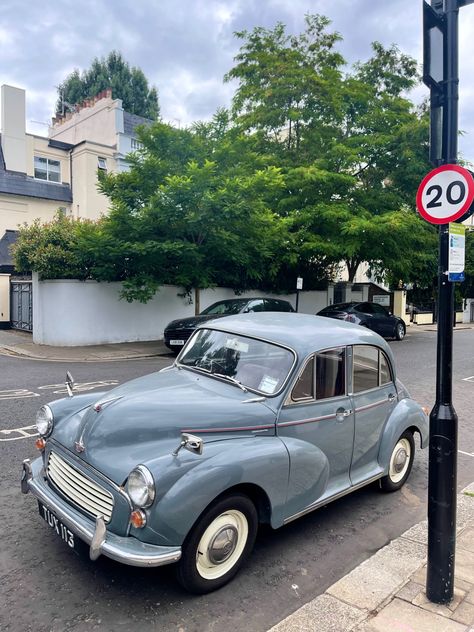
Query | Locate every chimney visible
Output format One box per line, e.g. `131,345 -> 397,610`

0,85 -> 27,173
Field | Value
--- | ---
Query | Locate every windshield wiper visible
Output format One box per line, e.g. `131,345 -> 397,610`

212,373 -> 248,392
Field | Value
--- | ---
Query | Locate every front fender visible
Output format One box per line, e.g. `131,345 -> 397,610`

142,436 -> 289,546
378,398 -> 429,474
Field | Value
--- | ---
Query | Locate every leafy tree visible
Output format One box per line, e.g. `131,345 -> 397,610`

226,18 -> 436,286
56,51 -> 159,119
98,118 -> 289,304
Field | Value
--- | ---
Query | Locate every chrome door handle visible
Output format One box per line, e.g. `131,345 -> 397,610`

336,407 -> 352,422
388,393 -> 396,403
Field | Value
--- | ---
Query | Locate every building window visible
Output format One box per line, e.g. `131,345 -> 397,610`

34,156 -> 60,182
131,138 -> 143,151
97,157 -> 107,171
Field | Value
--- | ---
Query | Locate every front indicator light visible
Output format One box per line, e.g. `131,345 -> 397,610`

130,509 -> 146,528
35,437 -> 46,450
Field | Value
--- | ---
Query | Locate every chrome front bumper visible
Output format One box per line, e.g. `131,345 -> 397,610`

21,458 -> 181,568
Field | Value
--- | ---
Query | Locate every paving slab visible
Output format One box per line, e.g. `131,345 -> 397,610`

354,598 -> 468,632
269,594 -> 366,632
326,538 -> 426,611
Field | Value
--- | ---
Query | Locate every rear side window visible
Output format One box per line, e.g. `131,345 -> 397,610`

353,346 -> 393,393
265,299 -> 293,312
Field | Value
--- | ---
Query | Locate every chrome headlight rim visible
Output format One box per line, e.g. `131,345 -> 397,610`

126,465 -> 156,509
36,405 -> 54,437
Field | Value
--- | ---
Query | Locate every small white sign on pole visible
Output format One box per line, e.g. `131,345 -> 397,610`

296,277 -> 303,290
448,223 -> 466,282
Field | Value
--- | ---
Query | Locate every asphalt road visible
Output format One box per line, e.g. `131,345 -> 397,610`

1,328 -> 473,632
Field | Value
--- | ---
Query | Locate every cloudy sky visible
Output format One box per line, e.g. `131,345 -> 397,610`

2,0 -> 474,160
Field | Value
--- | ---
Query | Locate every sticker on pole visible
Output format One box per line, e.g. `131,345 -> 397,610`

416,164 -> 474,224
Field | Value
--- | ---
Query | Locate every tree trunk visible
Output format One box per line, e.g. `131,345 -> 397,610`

346,259 -> 360,283
194,287 -> 200,315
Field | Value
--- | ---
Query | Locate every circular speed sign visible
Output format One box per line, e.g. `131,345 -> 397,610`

416,164 -> 474,224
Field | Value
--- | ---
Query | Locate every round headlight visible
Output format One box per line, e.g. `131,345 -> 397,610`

36,405 -> 54,437
126,465 -> 155,508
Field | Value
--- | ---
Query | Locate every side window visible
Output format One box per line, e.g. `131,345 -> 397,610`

291,356 -> 314,401
371,304 -> 388,316
353,346 -> 393,392
316,348 -> 345,400
353,346 -> 379,392
265,299 -> 292,312
380,352 -> 393,385
358,303 -> 374,314
247,299 -> 265,312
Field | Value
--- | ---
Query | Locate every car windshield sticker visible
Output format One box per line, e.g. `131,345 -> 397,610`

225,338 -> 249,353
258,375 -> 279,393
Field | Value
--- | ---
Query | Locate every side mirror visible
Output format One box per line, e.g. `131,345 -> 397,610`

172,432 -> 203,456
65,371 -> 75,398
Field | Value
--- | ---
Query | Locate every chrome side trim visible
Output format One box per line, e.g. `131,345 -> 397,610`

283,473 -> 383,524
354,399 -> 388,413
24,458 -> 181,568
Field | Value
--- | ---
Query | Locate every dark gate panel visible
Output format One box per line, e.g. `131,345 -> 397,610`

10,281 -> 32,332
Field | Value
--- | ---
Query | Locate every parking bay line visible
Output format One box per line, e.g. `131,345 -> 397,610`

459,450 -> 474,458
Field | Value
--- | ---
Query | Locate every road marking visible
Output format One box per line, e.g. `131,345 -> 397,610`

463,376 -> 474,382
37,380 -> 119,394
0,389 -> 40,400
0,425 -> 38,441
459,450 -> 474,458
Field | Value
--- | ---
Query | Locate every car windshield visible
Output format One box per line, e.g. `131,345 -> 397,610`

200,300 -> 249,316
178,328 -> 295,395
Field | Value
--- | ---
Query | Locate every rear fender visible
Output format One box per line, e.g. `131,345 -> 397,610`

378,399 -> 429,475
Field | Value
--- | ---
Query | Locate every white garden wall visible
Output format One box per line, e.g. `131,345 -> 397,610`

32,274 -> 330,346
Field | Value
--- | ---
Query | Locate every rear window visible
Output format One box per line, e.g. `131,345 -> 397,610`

352,345 -> 393,393
320,303 -> 352,313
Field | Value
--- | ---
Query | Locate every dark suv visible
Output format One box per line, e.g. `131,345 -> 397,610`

164,297 -> 294,352
317,302 -> 406,340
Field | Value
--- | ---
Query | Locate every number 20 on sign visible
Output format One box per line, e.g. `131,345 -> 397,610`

416,164 -> 474,225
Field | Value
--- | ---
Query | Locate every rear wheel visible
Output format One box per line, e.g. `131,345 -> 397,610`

176,493 -> 258,594
394,322 -> 405,341
380,431 -> 415,492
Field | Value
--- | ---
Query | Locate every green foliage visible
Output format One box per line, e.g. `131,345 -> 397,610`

227,17 -> 435,286
98,118 -> 289,301
56,51 -> 159,119
12,213 -> 102,280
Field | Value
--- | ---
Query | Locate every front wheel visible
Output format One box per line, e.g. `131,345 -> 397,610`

394,322 -> 406,341
380,431 -> 415,492
176,493 -> 258,594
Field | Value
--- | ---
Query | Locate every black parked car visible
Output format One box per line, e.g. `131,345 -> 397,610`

317,302 -> 406,340
164,297 -> 295,352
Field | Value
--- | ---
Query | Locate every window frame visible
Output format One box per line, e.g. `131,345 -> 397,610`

97,157 -> 107,171
351,344 -> 394,395
34,155 -> 61,183
286,346 -> 347,406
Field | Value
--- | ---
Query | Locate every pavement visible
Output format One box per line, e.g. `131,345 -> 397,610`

269,483 -> 474,632
2,326 -> 474,631
0,328 -> 171,361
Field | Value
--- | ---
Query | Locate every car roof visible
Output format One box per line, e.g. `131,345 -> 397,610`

198,312 -> 394,360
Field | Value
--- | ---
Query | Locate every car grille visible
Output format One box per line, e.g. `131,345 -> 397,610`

47,451 -> 114,522
165,328 -> 194,340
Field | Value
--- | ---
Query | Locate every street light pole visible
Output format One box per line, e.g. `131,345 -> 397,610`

426,0 -> 459,604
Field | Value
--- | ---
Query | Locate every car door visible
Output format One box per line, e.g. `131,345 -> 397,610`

370,303 -> 396,337
277,347 -> 355,520
349,344 -> 398,485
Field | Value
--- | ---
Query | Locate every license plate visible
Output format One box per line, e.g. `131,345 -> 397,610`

38,502 -> 76,550
170,339 -> 185,346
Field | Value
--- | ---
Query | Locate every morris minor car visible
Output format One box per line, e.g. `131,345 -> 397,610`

21,313 -> 428,594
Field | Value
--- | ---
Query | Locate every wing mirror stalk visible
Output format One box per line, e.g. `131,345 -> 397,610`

65,371 -> 75,398
172,433 -> 203,457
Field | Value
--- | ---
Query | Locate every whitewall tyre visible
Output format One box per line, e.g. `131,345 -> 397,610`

380,431 -> 415,492
176,494 -> 258,594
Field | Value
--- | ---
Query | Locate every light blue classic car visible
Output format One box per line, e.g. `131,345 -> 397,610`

22,313 -> 428,594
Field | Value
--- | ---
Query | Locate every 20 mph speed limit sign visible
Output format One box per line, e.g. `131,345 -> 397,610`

416,164 -> 474,224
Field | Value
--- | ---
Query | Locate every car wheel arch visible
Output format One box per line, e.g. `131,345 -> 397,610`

377,402 -> 428,473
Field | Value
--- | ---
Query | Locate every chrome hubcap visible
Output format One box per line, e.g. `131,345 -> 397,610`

393,448 -> 408,473
208,526 -> 238,564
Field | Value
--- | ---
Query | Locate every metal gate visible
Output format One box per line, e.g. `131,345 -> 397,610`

10,280 -> 32,331
471,300 -> 474,323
